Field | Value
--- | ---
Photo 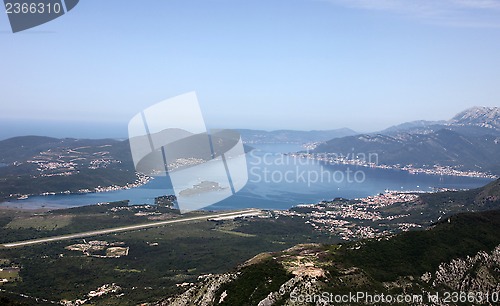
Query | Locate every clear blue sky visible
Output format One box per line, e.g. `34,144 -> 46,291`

1,0 -> 500,138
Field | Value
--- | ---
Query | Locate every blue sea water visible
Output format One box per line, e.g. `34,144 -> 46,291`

3,144 -> 493,210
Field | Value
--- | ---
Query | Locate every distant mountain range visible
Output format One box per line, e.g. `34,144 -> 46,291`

316,106 -> 500,174
381,106 -> 500,136
452,106 -> 500,130
237,128 -> 358,144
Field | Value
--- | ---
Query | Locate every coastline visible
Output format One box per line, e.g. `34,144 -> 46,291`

291,152 -> 498,180
2,173 -> 153,206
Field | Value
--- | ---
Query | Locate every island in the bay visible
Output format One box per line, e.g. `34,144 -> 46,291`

179,181 -> 227,197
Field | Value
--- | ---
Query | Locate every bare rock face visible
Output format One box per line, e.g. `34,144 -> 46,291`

451,106 -> 500,131
157,242 -> 500,306
156,273 -> 238,306
431,245 -> 500,292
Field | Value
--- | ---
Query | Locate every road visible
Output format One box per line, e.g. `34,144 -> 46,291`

1,209 -> 262,248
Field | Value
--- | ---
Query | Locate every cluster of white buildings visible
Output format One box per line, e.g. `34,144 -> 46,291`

78,173 -> 152,194
88,158 -> 121,169
357,192 -> 420,209
27,147 -> 125,178
402,165 -> 497,179
273,190 -> 425,241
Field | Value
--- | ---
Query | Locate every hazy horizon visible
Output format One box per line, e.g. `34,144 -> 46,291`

0,103 -> 490,141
